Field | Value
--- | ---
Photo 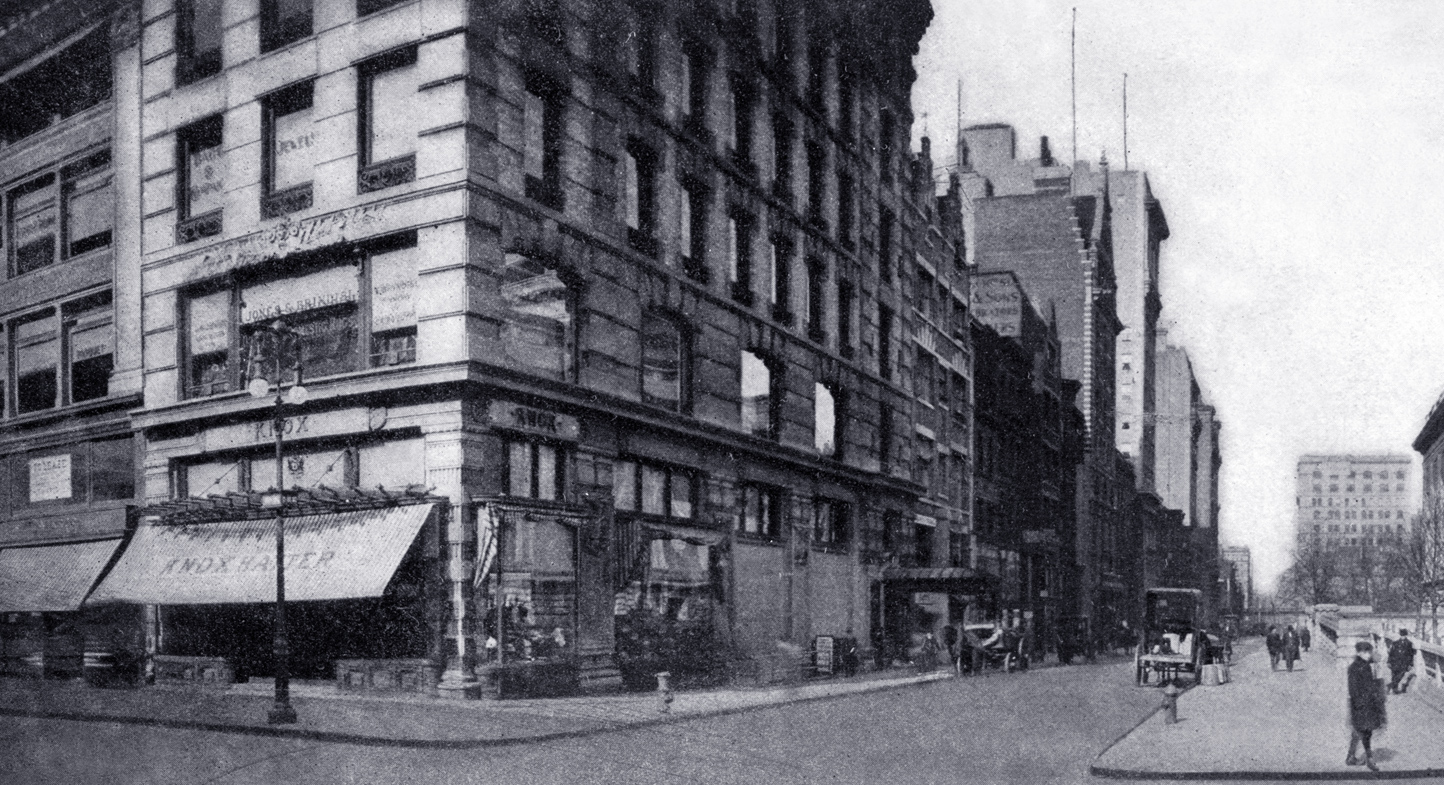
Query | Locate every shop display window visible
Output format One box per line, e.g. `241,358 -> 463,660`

505,440 -> 565,501
737,483 -> 780,537
613,531 -> 724,689
613,460 -> 693,520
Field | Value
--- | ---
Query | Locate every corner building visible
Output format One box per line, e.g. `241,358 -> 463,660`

122,0 -> 962,694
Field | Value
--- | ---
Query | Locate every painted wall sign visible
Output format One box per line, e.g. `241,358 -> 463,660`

241,265 -> 359,324
487,400 -> 580,440
971,272 -> 1026,337
203,407 -> 372,452
188,146 -> 225,215
190,203 -> 389,280
29,454 -> 73,502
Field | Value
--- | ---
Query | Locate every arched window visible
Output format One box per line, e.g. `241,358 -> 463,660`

642,312 -> 688,412
499,252 -> 575,380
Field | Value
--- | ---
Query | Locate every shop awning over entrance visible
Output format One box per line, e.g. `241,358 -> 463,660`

879,566 -> 996,595
88,503 -> 434,605
0,538 -> 123,613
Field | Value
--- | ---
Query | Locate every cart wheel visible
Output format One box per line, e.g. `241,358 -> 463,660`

1004,652 -> 1016,673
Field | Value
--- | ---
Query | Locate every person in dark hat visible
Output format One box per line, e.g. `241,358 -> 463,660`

1347,640 -> 1385,771
1388,629 -> 1416,694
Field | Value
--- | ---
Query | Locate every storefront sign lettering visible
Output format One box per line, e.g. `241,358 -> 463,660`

29,454 -> 72,503
191,203 -> 389,280
159,550 -> 337,575
971,273 -> 1025,337
253,415 -> 309,442
241,266 -> 360,324
487,399 -> 580,440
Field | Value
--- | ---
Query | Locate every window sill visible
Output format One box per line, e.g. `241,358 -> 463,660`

359,154 -> 416,194
176,211 -> 223,244
261,182 -> 314,219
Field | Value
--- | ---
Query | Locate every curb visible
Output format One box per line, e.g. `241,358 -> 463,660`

0,670 -> 954,749
1089,764 -> 1444,781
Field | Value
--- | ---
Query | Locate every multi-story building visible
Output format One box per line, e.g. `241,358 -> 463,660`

0,0 -> 144,678
1413,394 -> 1444,516
970,270 -> 1083,653
1296,454 -> 1413,551
1220,544 -> 1252,612
1153,333 -> 1198,525
0,0 -> 973,696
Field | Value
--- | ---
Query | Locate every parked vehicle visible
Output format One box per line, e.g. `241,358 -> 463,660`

1056,615 -> 1092,664
1134,588 -> 1219,685
963,623 -> 1029,673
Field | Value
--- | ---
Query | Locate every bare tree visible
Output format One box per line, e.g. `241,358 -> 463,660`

1394,500 -> 1444,643
1279,534 -> 1339,607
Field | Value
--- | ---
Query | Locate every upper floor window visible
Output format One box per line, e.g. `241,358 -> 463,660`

806,140 -> 826,225
621,12 -> 656,92
177,0 -> 224,85
806,39 -> 828,112
6,291 -> 113,416
814,498 -> 849,548
624,140 -> 658,254
506,439 -> 566,501
498,252 -> 576,381
727,213 -> 753,304
176,116 -> 225,242
738,483 -> 781,538
641,311 -> 689,413
878,207 -> 894,281
8,150 -> 113,276
262,81 -> 315,218
524,74 -> 566,210
837,280 -> 854,356
837,63 -> 856,139
769,236 -> 792,324
878,304 -> 894,380
66,293 -> 114,404
741,350 -> 777,440
914,520 -> 935,565
805,257 -> 826,342
0,28 -> 110,145
9,436 -> 133,507
357,0 -> 406,16
837,172 -> 854,248
261,0 -> 313,52
815,382 -> 838,457
727,76 -> 754,167
358,48 -> 419,192
680,179 -> 708,282
183,236 -> 418,398
679,42 -> 709,127
772,114 -> 793,199
614,459 -> 694,520
879,109 -> 896,183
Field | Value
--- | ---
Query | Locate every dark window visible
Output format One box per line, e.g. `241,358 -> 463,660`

879,402 -> 894,470
878,305 -> 893,380
14,312 -> 58,414
524,75 -> 565,210
261,0 -> 312,51
624,141 -> 658,254
806,258 -> 826,341
65,293 -> 114,404
177,0 -> 224,85
814,499 -> 849,547
806,140 -> 826,225
262,81 -> 315,217
878,207 -> 894,281
0,28 -> 111,145
506,439 -> 566,501
914,523 -> 934,566
882,509 -> 901,552
357,0 -> 405,16
681,179 -> 708,282
772,114 -> 792,198
621,12 -> 657,91
613,459 -> 694,519
772,1 -> 793,69
837,63 -> 855,139
769,236 -> 792,323
837,280 -> 854,355
806,39 -> 827,112
738,483 -> 781,537
358,47 -> 419,190
642,312 -> 688,412
837,172 -> 854,247
681,43 -> 709,124
728,77 -> 754,166
176,116 -> 225,239
879,109 -> 896,183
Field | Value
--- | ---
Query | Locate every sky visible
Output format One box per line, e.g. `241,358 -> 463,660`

910,0 -> 1444,593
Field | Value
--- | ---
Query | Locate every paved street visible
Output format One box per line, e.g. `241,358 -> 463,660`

3,656 -> 1160,785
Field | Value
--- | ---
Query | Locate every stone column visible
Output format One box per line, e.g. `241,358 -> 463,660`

425,423 -> 482,697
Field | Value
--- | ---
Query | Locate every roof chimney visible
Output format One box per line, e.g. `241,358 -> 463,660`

1040,136 -> 1054,167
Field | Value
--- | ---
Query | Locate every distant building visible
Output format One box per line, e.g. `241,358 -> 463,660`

1220,545 -> 1252,611
1296,454 -> 1414,550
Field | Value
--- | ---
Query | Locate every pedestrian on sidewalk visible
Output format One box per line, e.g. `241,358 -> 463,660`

1266,626 -> 1282,670
1283,625 -> 1301,671
1346,640 -> 1386,772
1300,626 -> 1312,653
1388,629 -> 1416,694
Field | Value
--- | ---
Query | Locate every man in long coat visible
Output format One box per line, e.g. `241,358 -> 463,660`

1283,625 -> 1301,671
1388,629 -> 1416,694
1347,640 -> 1386,771
1265,626 -> 1282,670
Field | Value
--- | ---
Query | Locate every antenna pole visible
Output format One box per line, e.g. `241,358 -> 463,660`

1123,73 -> 1129,171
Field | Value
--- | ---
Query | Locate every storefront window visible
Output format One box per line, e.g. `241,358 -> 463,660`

369,244 -> 418,367
506,440 -> 564,501
66,296 -> 113,403
499,253 -> 574,381
613,531 -> 724,689
249,448 -> 350,491
183,460 -> 241,497
186,289 -> 231,397
358,439 -> 424,490
488,515 -> 576,662
241,265 -> 360,382
613,460 -> 693,520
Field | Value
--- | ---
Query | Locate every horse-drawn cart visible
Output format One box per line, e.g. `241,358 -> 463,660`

1135,588 -> 1217,685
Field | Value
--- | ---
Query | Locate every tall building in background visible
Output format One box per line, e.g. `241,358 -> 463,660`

1153,333 -> 1198,524
1295,454 -> 1414,551
1220,545 -> 1252,611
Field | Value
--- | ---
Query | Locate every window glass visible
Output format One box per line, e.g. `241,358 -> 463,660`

641,313 -> 683,411
524,90 -> 547,180
624,151 -> 641,230
740,350 -> 771,437
641,464 -> 666,516
263,0 -> 312,50
536,443 -> 558,501
740,484 -> 777,536
367,62 -> 417,163
508,441 -> 533,497
187,289 -> 231,396
815,383 -> 836,456
185,124 -> 225,217
16,314 -> 59,413
499,253 -> 573,380
12,177 -> 57,274
612,460 -> 636,511
90,437 -> 134,501
272,98 -> 315,191
0,327 -> 7,417
679,182 -> 694,259
68,303 -> 113,403
189,0 -> 223,58
359,439 -> 425,490
251,448 -> 349,490
23,450 -> 79,503
243,267 -> 360,380
370,245 -> 419,366
670,471 -> 693,519
65,166 -> 113,256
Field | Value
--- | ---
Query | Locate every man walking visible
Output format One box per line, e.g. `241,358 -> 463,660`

1346,640 -> 1385,771
1300,626 -> 1311,653
1389,629 -> 1416,694
1283,625 -> 1301,672
1266,625 -> 1282,670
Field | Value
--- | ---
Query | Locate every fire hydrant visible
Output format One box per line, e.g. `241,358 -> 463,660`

1162,679 -> 1183,725
656,671 -> 674,714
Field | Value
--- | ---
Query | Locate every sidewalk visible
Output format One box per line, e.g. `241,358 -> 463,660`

1092,643 -> 1444,780
0,666 -> 954,748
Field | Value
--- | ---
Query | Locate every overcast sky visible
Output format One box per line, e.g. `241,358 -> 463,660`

910,1 -> 1444,592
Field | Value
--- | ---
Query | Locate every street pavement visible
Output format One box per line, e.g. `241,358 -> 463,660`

1094,640 -> 1444,780
1,653 -> 1161,785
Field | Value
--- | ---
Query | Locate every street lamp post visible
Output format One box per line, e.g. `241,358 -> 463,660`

248,320 -> 307,725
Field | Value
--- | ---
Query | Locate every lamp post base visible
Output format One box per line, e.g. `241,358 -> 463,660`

267,702 -> 298,725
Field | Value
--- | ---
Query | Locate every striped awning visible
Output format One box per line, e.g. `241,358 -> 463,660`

88,503 -> 434,605
0,538 -> 122,613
